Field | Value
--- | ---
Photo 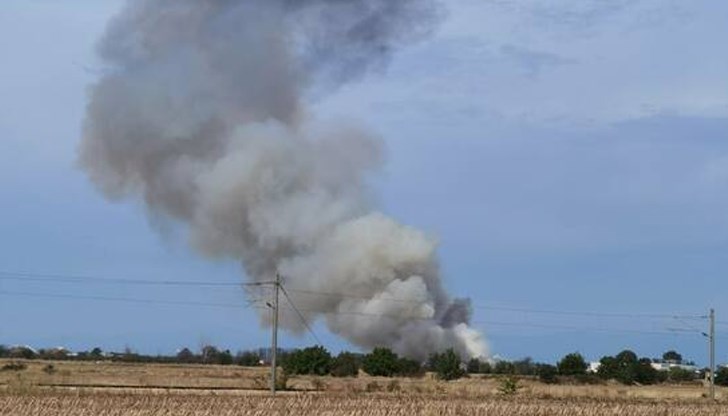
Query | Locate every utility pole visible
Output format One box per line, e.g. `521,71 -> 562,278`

710,308 -> 715,400
270,273 -> 281,396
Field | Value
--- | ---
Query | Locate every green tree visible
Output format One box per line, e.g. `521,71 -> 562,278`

537,364 -> 558,384
282,345 -> 332,376
479,360 -> 493,374
330,352 -> 360,377
396,357 -> 424,377
715,366 -> 728,386
557,352 -> 587,376
493,360 -> 515,374
236,351 -> 261,367
467,358 -> 482,374
667,367 -> 695,383
429,349 -> 465,381
176,347 -> 196,363
219,349 -> 234,365
662,350 -> 683,363
201,345 -> 221,364
597,350 -> 660,385
634,357 -> 660,385
513,357 -> 537,375
9,346 -> 36,360
362,347 -> 400,377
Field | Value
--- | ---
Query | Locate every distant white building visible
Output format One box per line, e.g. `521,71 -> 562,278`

588,362 -> 601,373
650,362 -> 698,372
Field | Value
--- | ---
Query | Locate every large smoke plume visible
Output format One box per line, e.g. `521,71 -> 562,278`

80,0 -> 487,360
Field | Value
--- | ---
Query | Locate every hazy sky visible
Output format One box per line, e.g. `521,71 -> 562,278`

1,0 -> 727,364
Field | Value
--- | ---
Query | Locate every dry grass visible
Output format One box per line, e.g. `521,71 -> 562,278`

1,359 -> 727,415
2,391 -> 728,416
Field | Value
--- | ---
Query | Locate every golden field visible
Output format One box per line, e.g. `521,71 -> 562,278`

1,359 -> 727,415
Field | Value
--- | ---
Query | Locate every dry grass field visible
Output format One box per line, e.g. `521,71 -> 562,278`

1,359 -> 727,415
3,392 -> 728,416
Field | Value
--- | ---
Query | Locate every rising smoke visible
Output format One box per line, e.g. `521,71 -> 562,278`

80,0 -> 487,360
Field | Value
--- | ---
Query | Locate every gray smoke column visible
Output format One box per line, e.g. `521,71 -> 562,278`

80,0 -> 488,360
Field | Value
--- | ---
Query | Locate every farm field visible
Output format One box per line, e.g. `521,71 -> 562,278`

3,392 -> 728,416
1,359 -> 727,415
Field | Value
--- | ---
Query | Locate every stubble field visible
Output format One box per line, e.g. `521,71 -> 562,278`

1,359 -> 726,415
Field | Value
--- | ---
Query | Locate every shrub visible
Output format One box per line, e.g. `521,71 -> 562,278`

362,348 -> 400,377
537,364 -> 558,384
176,347 -> 197,364
667,367 -> 696,383
598,350 -> 660,385
365,381 -> 381,392
513,357 -> 537,375
714,366 -> 728,386
662,350 -> 683,363
467,358 -> 482,374
330,351 -> 360,377
1,362 -> 27,372
557,352 -> 587,376
282,345 -> 332,376
236,350 -> 261,367
396,357 -> 424,377
429,349 -> 465,381
497,376 -> 521,396
386,380 -> 401,392
479,360 -> 493,374
310,377 -> 327,391
493,360 -> 515,374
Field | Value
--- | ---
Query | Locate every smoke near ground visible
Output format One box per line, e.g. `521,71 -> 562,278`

79,0 -> 487,360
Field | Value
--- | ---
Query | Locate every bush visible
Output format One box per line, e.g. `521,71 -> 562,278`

667,367 -> 696,383
386,380 -> 401,392
513,358 -> 537,376
597,350 -> 660,385
714,367 -> 728,386
493,360 -> 515,374
537,364 -> 558,384
282,345 -> 332,376
479,360 -> 493,374
176,347 -> 197,363
236,350 -> 261,367
662,350 -> 683,363
330,352 -> 360,377
557,352 -> 587,376
365,381 -> 381,392
1,362 -> 27,372
467,358 -> 482,374
310,377 -> 327,391
429,349 -> 465,381
497,376 -> 521,396
362,348 -> 400,377
9,346 -> 36,360
397,357 -> 424,377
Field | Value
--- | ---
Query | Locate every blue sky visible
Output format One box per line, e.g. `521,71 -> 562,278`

1,0 -> 727,364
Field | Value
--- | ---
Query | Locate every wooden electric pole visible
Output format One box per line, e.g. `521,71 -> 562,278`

270,273 -> 281,396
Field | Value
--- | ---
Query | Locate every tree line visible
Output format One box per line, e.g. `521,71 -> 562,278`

2,344 -> 726,386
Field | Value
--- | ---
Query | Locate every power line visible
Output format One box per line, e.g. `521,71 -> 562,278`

472,320 -> 703,336
0,271 -> 707,322
0,270 -> 272,287
0,288 -> 712,338
279,285 -> 322,345
473,305 -> 706,320
0,289 -> 262,309
283,288 -> 705,320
